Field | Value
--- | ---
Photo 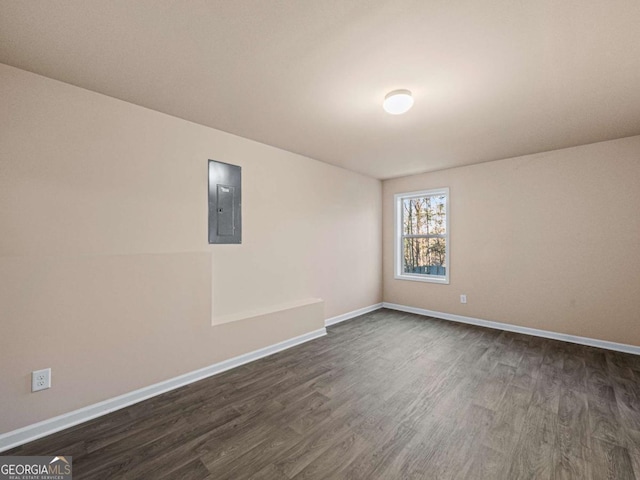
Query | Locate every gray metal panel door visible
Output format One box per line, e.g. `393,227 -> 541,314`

208,160 -> 241,244
216,184 -> 235,236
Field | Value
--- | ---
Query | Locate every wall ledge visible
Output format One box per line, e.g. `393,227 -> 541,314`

213,298 -> 323,326
0,327 -> 326,453
383,302 -> 640,355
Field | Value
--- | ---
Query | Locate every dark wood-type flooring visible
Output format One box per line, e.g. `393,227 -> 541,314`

5,309 -> 640,479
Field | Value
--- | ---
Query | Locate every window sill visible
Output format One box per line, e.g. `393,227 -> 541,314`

394,273 -> 450,285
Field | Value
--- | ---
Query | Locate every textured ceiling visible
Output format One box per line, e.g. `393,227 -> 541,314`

1,0 -> 640,179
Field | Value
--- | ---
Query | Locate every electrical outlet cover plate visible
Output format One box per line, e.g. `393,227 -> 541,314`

32,368 -> 51,392
460,294 -> 467,304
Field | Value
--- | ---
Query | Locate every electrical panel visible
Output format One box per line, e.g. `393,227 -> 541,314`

208,160 -> 241,244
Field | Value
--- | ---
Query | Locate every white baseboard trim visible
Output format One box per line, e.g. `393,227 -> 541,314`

0,327 -> 327,453
325,303 -> 383,327
382,302 -> 640,356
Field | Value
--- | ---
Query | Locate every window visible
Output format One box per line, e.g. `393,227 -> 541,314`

395,188 -> 449,284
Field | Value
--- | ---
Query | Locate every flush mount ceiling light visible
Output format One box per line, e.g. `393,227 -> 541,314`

383,89 -> 414,115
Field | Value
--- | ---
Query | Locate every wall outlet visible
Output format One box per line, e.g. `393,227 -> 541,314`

460,294 -> 467,304
32,368 -> 51,392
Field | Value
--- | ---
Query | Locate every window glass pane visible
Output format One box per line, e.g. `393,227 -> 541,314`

402,195 -> 446,235
402,237 -> 446,276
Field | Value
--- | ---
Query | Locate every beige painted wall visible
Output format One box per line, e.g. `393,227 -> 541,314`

0,64 -> 382,433
383,136 -> 640,346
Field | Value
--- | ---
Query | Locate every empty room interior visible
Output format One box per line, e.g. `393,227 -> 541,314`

1,1 -> 640,479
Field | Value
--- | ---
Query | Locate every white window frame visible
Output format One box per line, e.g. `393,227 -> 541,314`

394,187 -> 450,284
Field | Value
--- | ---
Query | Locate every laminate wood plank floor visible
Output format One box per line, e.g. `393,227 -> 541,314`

5,309 -> 640,479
